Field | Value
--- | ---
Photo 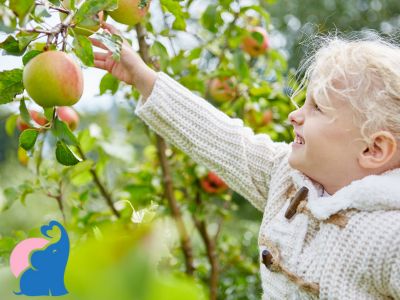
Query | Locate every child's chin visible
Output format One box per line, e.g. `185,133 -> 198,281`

288,151 -> 304,169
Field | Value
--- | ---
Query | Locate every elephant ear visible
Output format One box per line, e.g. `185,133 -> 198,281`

41,220 -> 63,239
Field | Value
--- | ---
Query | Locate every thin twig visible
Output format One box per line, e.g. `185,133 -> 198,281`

192,190 -> 220,300
47,181 -> 66,223
76,146 -> 120,218
35,1 -> 70,14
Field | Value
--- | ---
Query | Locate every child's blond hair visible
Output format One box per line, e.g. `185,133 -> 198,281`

292,31 -> 400,146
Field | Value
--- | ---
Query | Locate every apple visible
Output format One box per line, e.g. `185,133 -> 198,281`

16,110 -> 48,131
57,106 -> 79,131
208,77 -> 238,102
23,51 -> 84,108
261,110 -> 273,126
30,111 -> 48,126
200,171 -> 228,194
245,108 -> 273,128
60,0 -> 104,36
241,27 -> 269,57
108,0 -> 151,26
16,117 -> 29,132
17,147 -> 29,166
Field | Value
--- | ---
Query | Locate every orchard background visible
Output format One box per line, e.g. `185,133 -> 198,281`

0,0 -> 398,299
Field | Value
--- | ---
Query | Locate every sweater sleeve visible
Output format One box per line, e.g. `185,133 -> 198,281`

134,72 -> 290,212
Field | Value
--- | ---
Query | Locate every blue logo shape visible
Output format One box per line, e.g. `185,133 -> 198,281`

14,220 -> 70,296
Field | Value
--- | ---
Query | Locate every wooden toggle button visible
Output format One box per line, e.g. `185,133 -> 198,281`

285,186 -> 309,220
261,249 -> 274,270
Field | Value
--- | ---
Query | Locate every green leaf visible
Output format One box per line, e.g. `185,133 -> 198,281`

78,129 -> 96,153
124,184 -> 153,202
18,182 -> 34,205
4,187 -> 18,203
251,31 -> 264,44
241,5 -> 271,26
160,0 -> 187,30
2,187 -> 18,211
68,159 -> 94,177
67,159 -> 94,186
19,129 -> 39,150
249,84 -> 272,97
32,42 -> 57,52
172,17 -> 186,31
22,50 -> 42,65
74,0 -> 118,24
150,41 -> 169,70
5,114 -> 18,136
55,140 -> 82,166
233,49 -> 249,80
9,0 -> 35,25
71,171 -> 93,186
201,4 -> 220,33
53,117 -> 79,146
73,35 -> 94,66
17,31 -> 39,51
48,0 -> 61,6
0,69 -> 24,104
92,31 -> 122,61
0,35 -> 23,55
100,73 -> 119,95
19,99 -> 31,124
44,107 -> 55,122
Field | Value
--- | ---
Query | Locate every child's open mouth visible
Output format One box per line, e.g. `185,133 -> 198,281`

294,134 -> 305,144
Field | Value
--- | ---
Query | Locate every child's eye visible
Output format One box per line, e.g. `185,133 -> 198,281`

309,100 -> 322,112
314,103 -> 322,112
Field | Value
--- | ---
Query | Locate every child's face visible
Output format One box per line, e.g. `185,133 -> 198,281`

287,86 -> 366,194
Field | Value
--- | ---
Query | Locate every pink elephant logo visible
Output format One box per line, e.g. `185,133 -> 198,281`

10,220 -> 70,296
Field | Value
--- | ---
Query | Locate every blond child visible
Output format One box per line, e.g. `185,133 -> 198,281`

91,24 -> 400,299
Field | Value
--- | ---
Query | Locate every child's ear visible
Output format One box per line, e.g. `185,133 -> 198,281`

358,131 -> 398,169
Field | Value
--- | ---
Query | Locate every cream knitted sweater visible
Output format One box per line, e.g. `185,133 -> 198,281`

134,72 -> 400,300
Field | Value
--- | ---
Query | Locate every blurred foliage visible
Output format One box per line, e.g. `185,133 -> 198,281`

264,0 -> 400,68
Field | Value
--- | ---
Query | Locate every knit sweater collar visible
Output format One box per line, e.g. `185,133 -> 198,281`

290,167 -> 400,220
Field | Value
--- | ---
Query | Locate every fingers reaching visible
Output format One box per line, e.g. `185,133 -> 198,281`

100,22 -> 121,35
94,59 -> 107,70
93,52 -> 112,71
94,52 -> 109,60
89,37 -> 109,51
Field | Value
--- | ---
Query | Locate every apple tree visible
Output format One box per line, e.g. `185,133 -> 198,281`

0,0 -> 297,299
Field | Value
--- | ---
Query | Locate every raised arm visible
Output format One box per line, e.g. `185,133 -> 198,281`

134,72 -> 290,211
91,23 -> 290,212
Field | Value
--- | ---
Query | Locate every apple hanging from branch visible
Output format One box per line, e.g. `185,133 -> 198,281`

241,27 -> 270,57
200,172 -> 228,194
245,108 -> 273,129
16,110 -> 48,131
23,51 -> 84,108
108,0 -> 152,26
57,106 -> 80,131
17,147 -> 29,166
208,77 -> 238,103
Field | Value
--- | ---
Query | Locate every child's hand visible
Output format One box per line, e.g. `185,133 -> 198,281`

90,23 -> 157,98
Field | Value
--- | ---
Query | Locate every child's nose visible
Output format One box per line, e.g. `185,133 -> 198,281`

288,108 -> 304,126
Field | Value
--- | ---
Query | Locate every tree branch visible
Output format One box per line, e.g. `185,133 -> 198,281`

135,22 -> 195,275
135,23 -> 196,275
192,190 -> 220,300
47,180 -> 66,223
76,146 -> 120,218
157,137 -> 195,275
35,1 -> 70,14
